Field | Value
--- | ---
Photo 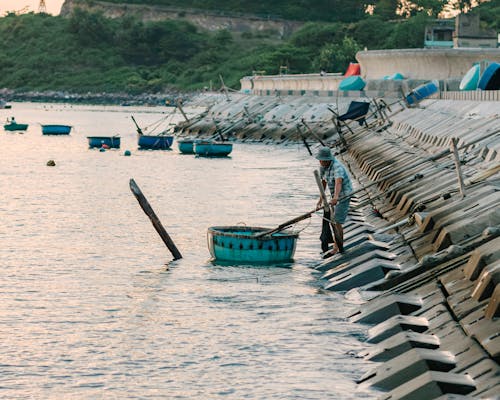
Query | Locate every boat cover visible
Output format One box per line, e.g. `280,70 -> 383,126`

338,101 -> 370,125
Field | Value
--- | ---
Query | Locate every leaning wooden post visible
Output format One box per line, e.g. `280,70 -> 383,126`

450,137 -> 466,198
129,179 -> 183,260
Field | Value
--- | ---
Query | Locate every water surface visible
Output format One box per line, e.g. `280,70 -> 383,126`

0,102 -> 376,399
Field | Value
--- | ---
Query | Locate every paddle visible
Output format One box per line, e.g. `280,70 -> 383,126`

253,208 -> 318,238
131,115 -> 143,135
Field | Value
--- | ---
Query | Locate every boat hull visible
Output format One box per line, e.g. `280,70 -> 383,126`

195,141 -> 233,157
459,64 -> 480,91
138,135 -> 173,150
478,62 -> 500,90
42,124 -> 72,135
339,76 -> 366,91
178,139 -> 195,154
207,226 -> 298,264
87,136 -> 121,148
4,123 -> 28,131
406,80 -> 439,105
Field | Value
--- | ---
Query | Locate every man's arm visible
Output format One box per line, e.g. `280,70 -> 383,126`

330,177 -> 343,205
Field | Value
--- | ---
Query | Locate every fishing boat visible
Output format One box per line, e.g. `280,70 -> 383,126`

138,134 -> 174,150
207,226 -> 298,264
87,136 -> 121,149
477,62 -> 500,90
4,121 -> 28,131
42,124 -> 72,135
459,64 -> 480,91
178,139 -> 196,154
194,140 -> 233,157
338,75 -> 366,91
406,80 -> 439,106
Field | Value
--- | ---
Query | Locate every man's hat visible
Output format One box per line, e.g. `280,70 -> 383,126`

315,146 -> 334,161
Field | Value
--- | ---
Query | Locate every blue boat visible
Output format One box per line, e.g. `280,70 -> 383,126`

4,121 -> 28,131
339,76 -> 366,91
87,136 -> 121,149
194,141 -> 233,157
137,135 -> 174,150
42,124 -> 72,135
207,226 -> 298,264
478,62 -> 500,90
406,80 -> 439,106
178,139 -> 195,154
459,65 -> 480,91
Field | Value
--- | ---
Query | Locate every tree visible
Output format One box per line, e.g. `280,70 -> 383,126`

314,36 -> 362,73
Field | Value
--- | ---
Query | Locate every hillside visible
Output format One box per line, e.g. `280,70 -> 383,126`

0,1 -> 497,97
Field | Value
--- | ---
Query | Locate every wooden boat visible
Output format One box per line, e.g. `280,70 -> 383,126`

87,136 -> 121,148
207,226 -> 298,264
338,75 -> 366,91
478,62 -> 500,90
137,134 -> 174,150
4,122 -> 28,131
459,64 -> 480,91
406,80 -> 439,106
42,124 -> 72,135
194,140 -> 233,157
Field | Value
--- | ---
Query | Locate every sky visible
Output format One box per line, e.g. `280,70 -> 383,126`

0,0 -> 64,15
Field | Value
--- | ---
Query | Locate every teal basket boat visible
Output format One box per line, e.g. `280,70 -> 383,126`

207,226 -> 298,264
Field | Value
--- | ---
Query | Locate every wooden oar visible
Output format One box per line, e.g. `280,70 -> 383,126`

253,208 -> 317,238
129,179 -> 182,260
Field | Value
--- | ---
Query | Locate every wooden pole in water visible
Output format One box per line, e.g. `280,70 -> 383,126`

129,179 -> 183,260
450,137 -> 466,198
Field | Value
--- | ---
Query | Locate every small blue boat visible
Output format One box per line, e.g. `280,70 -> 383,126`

87,136 -> 121,149
207,226 -> 298,264
339,76 -> 366,91
138,135 -> 174,150
459,64 -> 480,91
406,80 -> 439,106
194,141 -> 233,157
178,139 -> 196,154
478,62 -> 500,90
42,124 -> 72,135
4,122 -> 28,131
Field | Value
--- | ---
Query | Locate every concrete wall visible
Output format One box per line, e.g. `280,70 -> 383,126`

356,48 -> 500,80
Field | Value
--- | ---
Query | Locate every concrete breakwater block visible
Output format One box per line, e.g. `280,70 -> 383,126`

367,315 -> 429,344
378,371 -> 476,400
363,331 -> 441,362
321,249 -> 397,279
315,241 -> 393,272
325,259 -> 401,291
357,348 -> 456,391
349,294 -> 422,324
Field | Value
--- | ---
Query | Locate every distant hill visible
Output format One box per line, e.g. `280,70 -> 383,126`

62,0 -> 368,23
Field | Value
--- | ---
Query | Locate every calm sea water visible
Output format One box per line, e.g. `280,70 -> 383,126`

0,102 -> 376,399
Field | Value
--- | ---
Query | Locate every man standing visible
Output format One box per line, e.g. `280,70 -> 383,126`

315,146 -> 353,257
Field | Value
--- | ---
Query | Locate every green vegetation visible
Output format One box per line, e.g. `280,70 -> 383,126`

0,1 -> 497,94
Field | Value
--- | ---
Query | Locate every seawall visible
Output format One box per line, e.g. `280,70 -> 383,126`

179,90 -> 500,398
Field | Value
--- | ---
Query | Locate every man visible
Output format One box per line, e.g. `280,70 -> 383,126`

315,146 -> 353,257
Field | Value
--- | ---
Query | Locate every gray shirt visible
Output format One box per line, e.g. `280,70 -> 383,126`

319,159 -> 353,199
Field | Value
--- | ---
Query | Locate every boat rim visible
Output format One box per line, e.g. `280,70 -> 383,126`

208,225 -> 299,239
